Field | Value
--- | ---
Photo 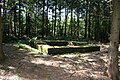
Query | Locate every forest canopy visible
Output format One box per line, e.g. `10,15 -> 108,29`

2,0 -> 112,42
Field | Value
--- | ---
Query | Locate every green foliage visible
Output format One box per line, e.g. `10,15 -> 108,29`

3,0 -> 112,42
46,36 -> 80,41
15,43 -> 41,55
46,36 -> 68,40
3,36 -> 19,43
28,37 -> 37,48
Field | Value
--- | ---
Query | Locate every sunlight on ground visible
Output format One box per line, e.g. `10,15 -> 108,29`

30,57 -> 105,79
30,53 -> 105,75
1,44 -> 111,80
57,53 -> 80,58
0,75 -> 19,80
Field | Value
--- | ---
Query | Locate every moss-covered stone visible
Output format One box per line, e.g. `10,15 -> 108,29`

37,44 -> 100,55
33,40 -> 100,55
70,41 -> 88,46
37,45 -> 53,54
44,40 -> 68,46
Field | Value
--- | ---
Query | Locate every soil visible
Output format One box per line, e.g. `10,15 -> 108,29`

0,43 -> 111,80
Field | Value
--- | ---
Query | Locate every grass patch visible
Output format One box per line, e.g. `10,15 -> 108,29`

15,43 -> 41,55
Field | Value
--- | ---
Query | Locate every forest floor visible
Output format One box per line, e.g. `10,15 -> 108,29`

0,43 -> 112,80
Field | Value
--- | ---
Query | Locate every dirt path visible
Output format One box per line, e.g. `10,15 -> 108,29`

0,44 -> 111,80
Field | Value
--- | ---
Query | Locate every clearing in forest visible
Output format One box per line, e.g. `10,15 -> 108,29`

0,44 -> 111,80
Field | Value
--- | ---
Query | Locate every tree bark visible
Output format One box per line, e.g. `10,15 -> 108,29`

84,0 -> 88,38
88,2 -> 91,38
14,4 -> 17,36
18,0 -> 21,37
54,0 -> 57,36
70,8 -> 73,36
107,0 -> 120,80
77,9 -> 80,38
0,0 -> 4,60
46,0 -> 49,36
52,8 -> 54,36
64,5 -> 68,37
42,0 -> 45,38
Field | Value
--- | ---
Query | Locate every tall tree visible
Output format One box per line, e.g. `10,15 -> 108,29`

3,0 -> 6,36
13,2 -> 17,36
107,0 -> 120,80
18,0 -> 21,37
64,0 -> 68,36
84,0 -> 88,38
26,0 -> 30,37
42,0 -> 45,38
58,2 -> 62,36
0,0 -> 4,60
76,9 -> 80,38
54,0 -> 57,36
46,0 -> 49,36
95,1 -> 100,41
88,1 -> 91,38
70,8 -> 73,36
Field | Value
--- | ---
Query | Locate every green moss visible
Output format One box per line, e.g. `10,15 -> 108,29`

36,44 -> 100,55
37,45 -> 52,54
69,41 -> 88,46
15,43 -> 41,54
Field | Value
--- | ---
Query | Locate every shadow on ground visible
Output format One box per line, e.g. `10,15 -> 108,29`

0,44 -> 111,80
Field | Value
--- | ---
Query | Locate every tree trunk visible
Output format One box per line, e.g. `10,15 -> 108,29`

54,0 -> 57,36
42,0 -> 45,38
84,0 -> 88,38
73,15 -> 76,37
58,5 -> 62,36
46,0 -> 49,36
88,2 -> 91,38
77,10 -> 80,38
107,0 -> 120,80
3,0 -> 6,36
0,0 -> 4,60
52,9 -> 54,36
70,8 -> 73,36
64,5 -> 67,37
18,0 -> 21,37
14,4 -> 17,36
26,0 -> 31,37
96,2 -> 100,41
9,9 -> 13,36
